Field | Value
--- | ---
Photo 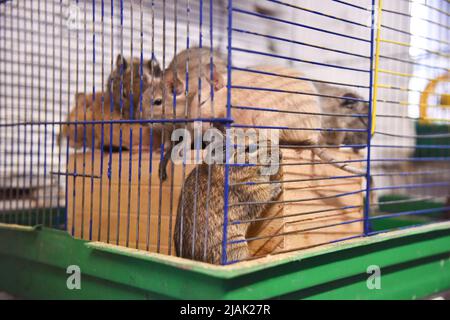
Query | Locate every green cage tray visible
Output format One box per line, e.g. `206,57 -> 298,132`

1,220 -> 450,300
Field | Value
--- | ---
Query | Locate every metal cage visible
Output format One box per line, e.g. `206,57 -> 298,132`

0,0 -> 449,299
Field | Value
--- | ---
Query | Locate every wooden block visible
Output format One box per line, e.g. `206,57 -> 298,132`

247,148 -> 364,257
67,151 -> 195,256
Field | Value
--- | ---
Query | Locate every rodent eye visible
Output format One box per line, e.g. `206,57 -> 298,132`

154,98 -> 162,106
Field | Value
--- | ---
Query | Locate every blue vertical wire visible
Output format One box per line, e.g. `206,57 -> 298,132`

364,0 -> 377,236
15,0 -> 23,222
97,0 -> 105,241
80,0 -> 88,239
49,0 -> 56,227
0,4 -> 5,220
167,0 -> 179,255
43,0 -> 49,225
89,0 -> 96,241
145,0 -> 156,252
136,0 -> 144,249
37,0 -> 43,224
221,0 -> 233,265
106,0 -> 115,244
11,1 -> 18,220
202,0 -> 215,262
7,1 -> 13,220
191,0 -> 204,264
25,0 -> 34,225
176,0 -> 191,258
18,0 -> 27,219
126,0 -> 134,248
157,0 -> 168,254
65,0 -> 73,233
117,0 -> 124,246
57,0 -> 64,228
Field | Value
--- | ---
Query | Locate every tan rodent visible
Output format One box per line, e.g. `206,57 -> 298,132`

186,65 -> 368,175
141,47 -> 228,180
60,92 -> 160,151
107,54 -> 162,119
142,46 -> 227,120
174,138 -> 282,264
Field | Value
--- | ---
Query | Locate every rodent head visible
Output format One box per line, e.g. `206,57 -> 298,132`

228,134 -> 282,182
317,84 -> 370,151
141,62 -> 225,128
140,70 -> 185,129
107,54 -> 162,118
338,92 -> 370,150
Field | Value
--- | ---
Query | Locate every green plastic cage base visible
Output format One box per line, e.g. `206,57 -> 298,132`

1,221 -> 450,299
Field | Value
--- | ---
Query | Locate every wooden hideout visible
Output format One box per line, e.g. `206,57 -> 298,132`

247,148 -> 364,257
67,148 -> 364,258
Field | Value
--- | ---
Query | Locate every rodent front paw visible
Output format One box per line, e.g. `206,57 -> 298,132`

271,182 -> 282,200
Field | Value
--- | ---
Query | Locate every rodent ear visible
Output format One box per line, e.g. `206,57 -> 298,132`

116,54 -> 128,69
204,63 -> 225,91
75,92 -> 85,103
341,92 -> 360,108
148,58 -> 162,78
165,72 -> 184,96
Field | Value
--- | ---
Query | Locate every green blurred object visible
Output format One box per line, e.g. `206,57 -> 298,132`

372,195 -> 447,231
414,122 -> 450,158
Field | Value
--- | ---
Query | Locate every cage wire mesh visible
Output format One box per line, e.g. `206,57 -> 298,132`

370,0 -> 450,234
0,0 -> 448,265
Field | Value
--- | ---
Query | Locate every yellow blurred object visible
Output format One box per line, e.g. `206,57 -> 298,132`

420,72 -> 450,123
441,94 -> 450,108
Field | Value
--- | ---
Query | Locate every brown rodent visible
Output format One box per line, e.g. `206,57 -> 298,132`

165,46 -> 227,95
60,92 -> 161,152
141,47 -> 228,180
107,54 -> 162,119
174,137 -> 282,264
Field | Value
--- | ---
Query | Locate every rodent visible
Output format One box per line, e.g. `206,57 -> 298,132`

107,54 -> 162,120
141,47 -> 228,180
174,137 -> 282,264
60,92 -> 160,152
184,65 -> 368,175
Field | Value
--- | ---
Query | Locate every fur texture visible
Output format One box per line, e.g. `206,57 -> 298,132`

60,92 -> 160,151
107,55 -> 162,119
174,141 -> 282,264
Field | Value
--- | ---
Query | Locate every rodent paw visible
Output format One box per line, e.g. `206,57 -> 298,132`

159,169 -> 167,182
271,182 -> 283,199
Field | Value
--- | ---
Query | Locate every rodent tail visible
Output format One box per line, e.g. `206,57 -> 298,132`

312,147 -> 367,176
312,147 -> 377,210
57,126 -> 66,147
